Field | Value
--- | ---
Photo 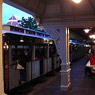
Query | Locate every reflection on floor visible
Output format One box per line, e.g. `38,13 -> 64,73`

10,56 -> 95,95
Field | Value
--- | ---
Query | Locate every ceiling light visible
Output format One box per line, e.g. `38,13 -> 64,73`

72,0 -> 82,3
83,29 -> 90,33
20,39 -> 24,42
20,36 -> 24,42
6,45 -> 9,49
4,42 -> 7,46
49,41 -> 53,44
89,35 -> 95,39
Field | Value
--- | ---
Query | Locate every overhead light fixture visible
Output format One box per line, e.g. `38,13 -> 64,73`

4,42 -> 7,46
20,36 -> 24,42
72,0 -> 82,3
89,35 -> 95,39
94,41 -> 95,43
49,41 -> 53,44
6,45 -> 9,49
83,29 -> 90,33
20,39 -> 24,42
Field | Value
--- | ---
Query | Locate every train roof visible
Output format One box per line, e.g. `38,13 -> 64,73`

2,24 -> 53,40
3,24 -> 49,34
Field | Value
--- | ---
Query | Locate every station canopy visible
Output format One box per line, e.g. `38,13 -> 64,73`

4,0 -> 95,22
3,0 -> 95,44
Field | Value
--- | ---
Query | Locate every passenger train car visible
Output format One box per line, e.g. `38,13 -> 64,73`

69,40 -> 91,63
2,24 -> 90,94
2,25 -> 61,93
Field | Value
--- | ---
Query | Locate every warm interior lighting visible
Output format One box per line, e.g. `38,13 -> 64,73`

89,35 -> 95,39
84,44 -> 91,47
94,41 -> 95,43
72,0 -> 82,3
4,42 -> 7,46
84,29 -> 90,33
20,39 -> 24,42
6,45 -> 9,49
43,38 -> 47,41
49,41 -> 53,44
20,36 -> 24,42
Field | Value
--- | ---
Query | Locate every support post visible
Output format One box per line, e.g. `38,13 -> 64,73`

60,27 -> 71,91
0,1 -> 5,95
45,26 -> 71,91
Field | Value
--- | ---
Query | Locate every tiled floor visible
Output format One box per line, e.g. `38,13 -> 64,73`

10,56 -> 95,95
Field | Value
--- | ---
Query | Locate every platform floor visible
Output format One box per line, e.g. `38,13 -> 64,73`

10,56 -> 95,95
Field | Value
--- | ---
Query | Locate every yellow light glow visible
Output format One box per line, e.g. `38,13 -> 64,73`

89,35 -> 95,39
49,41 -> 53,44
6,45 -> 9,49
20,39 -> 24,42
84,29 -> 90,33
72,0 -> 82,3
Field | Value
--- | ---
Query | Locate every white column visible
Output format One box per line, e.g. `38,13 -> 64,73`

60,27 -> 71,91
44,26 -> 71,91
0,0 -> 5,95
67,28 -> 70,64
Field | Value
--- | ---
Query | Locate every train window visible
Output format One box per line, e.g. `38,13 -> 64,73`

37,33 -> 41,36
41,34 -> 44,37
32,32 -> 35,35
45,34 -> 50,38
26,30 -> 30,34
30,31 -> 35,35
17,45 -> 23,49
11,49 -> 16,61
26,30 -> 35,35
40,46 -> 44,48
24,46 -> 29,49
12,45 -> 15,49
10,26 -> 17,31
18,28 -> 24,33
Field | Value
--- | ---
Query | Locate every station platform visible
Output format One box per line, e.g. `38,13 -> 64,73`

9,56 -> 95,95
